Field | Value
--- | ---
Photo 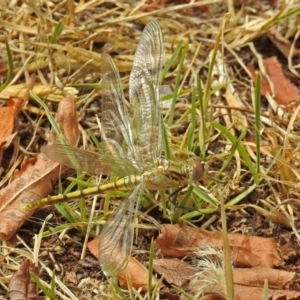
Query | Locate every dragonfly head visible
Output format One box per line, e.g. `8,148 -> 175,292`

156,157 -> 204,188
188,156 -> 204,182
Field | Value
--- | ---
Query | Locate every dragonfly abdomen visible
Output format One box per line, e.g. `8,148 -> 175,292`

110,174 -> 144,191
21,174 -> 146,210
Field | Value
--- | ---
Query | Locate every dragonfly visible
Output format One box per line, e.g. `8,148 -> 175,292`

22,21 -> 203,276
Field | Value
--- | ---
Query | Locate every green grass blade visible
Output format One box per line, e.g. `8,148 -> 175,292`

168,42 -> 189,126
54,203 -> 77,223
31,272 -> 55,299
87,129 -> 102,150
65,175 -> 94,189
30,91 -> 68,145
262,6 -> 300,28
254,74 -> 261,175
171,185 -> 194,223
161,40 -> 183,80
203,29 -> 221,111
111,277 -> 128,299
263,279 -> 269,300
75,170 -> 87,220
226,183 -> 257,206
226,146 -> 281,207
50,21 -> 64,44
187,87 -> 197,152
197,21 -> 223,157
180,210 -> 205,221
196,75 -> 206,156
211,122 -> 260,184
160,190 -> 167,218
162,122 -> 171,159
220,190 -> 234,300
192,185 -> 218,207
172,285 -> 194,300
148,239 -> 155,298
278,6 -> 300,21
50,270 -> 56,297
207,128 -> 247,189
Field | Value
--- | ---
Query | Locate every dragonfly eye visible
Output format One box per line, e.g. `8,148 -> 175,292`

191,156 -> 204,181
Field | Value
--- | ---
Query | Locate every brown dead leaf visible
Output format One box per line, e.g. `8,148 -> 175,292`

234,267 -> 294,289
155,224 -> 282,268
280,242 -> 298,262
153,258 -> 197,287
198,283 -> 300,300
88,236 -> 159,292
264,56 -> 300,105
233,283 -> 300,300
9,259 -> 39,300
0,97 -> 23,127
248,57 -> 300,105
190,268 -> 297,300
0,74 -> 36,163
0,95 -> 79,240
87,236 -> 99,257
0,96 -> 24,163
118,256 -> 157,292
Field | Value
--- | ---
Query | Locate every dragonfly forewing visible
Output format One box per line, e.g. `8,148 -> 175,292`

98,182 -> 144,276
101,53 -> 138,166
41,144 -> 138,177
130,21 -> 164,165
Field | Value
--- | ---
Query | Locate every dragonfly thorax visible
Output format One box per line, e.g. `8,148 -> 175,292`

143,156 -> 203,191
165,156 -> 203,185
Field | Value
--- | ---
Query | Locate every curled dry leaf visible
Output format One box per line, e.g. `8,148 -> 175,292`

0,95 -> 79,240
88,236 -> 158,292
9,259 -> 39,300
155,224 -> 282,268
153,258 -> 197,287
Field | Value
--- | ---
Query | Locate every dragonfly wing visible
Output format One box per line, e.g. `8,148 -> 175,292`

101,53 -> 140,168
41,144 -> 138,176
129,21 -> 164,164
98,182 -> 144,276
